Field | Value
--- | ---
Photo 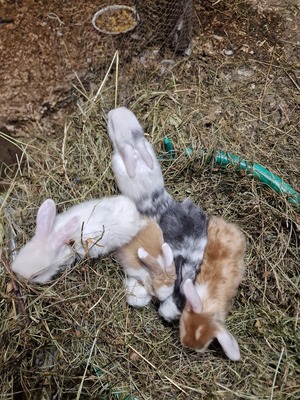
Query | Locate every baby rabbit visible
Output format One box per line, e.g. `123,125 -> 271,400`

107,107 -> 173,218
179,216 -> 246,361
12,195 -> 146,284
117,217 -> 176,307
107,107 -> 208,322
158,199 -> 207,322
107,106 -> 154,178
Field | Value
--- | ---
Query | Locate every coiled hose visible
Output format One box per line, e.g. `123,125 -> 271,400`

163,137 -> 300,209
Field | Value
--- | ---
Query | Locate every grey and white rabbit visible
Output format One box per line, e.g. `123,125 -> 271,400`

107,106 -> 173,218
12,195 -> 146,284
158,199 -> 207,321
107,107 -> 208,321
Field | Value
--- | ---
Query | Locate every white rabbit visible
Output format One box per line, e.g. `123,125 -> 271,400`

12,195 -> 146,284
107,107 -> 173,218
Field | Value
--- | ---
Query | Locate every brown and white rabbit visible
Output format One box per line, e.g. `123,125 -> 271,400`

179,216 -> 246,361
117,217 -> 176,307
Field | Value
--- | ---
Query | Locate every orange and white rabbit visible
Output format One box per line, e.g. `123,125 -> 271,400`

180,216 -> 246,361
117,218 -> 176,307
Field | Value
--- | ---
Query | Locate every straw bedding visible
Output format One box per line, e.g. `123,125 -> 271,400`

1,0 -> 299,398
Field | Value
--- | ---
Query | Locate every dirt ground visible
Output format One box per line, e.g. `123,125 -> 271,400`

0,0 -> 130,134
1,0 -> 299,136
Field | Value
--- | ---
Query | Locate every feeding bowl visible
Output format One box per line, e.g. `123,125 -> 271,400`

92,5 -> 139,35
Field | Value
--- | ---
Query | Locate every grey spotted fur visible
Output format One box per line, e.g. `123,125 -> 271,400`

107,107 -> 208,321
158,199 -> 208,321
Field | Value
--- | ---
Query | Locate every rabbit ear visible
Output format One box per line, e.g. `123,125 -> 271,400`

118,143 -> 137,178
216,326 -> 241,361
52,216 -> 79,246
107,113 -> 116,142
135,139 -> 154,170
35,199 -> 57,239
161,242 -> 174,271
137,247 -> 149,261
183,279 -> 203,314
138,247 -> 161,273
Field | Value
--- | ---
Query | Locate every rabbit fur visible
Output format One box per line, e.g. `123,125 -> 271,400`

158,199 -> 207,321
179,216 -> 246,361
117,217 -> 176,307
107,107 -> 208,321
108,107 -> 173,218
12,195 -> 146,284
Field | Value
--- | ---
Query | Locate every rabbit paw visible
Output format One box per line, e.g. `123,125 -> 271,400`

125,277 -> 151,307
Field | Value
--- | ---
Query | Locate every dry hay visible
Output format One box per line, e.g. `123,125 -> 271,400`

1,0 -> 300,399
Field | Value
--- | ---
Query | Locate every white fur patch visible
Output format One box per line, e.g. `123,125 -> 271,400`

195,326 -> 203,340
125,277 -> 151,307
162,242 -> 173,269
113,153 -> 164,204
159,296 -> 181,322
155,285 -> 174,301
173,237 -> 207,266
156,254 -> 164,269
126,267 -> 150,284
127,292 -> 151,308
137,247 -> 148,259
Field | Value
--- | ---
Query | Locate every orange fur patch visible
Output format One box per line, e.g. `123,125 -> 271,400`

117,218 -> 176,296
180,310 -> 216,351
196,216 -> 246,317
117,218 -> 163,271
180,216 -> 246,351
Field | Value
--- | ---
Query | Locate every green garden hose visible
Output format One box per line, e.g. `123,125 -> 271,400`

163,137 -> 300,209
